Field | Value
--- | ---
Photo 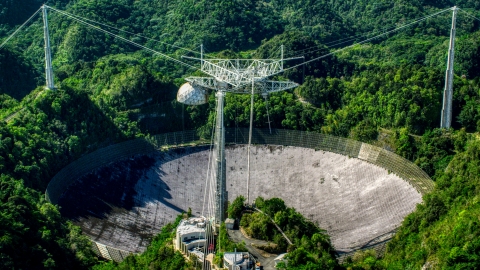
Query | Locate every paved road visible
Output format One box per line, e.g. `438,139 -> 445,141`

228,229 -> 278,270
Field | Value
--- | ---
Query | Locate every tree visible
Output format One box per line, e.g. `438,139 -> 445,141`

227,195 -> 245,220
259,197 -> 287,217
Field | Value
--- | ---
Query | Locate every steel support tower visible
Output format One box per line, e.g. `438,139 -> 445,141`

440,6 -> 457,128
213,90 -> 227,224
179,46 -> 299,226
42,5 -> 55,90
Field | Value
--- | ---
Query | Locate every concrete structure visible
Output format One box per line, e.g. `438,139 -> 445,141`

225,218 -> 235,230
273,253 -> 288,268
175,217 -> 207,252
42,5 -> 55,90
213,91 -> 227,226
57,144 -> 423,257
179,46 -> 299,229
224,252 -> 254,270
440,6 -> 458,128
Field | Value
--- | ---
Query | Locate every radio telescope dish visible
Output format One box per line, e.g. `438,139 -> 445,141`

177,82 -> 208,105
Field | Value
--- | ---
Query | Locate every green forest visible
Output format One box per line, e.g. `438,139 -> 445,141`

1,0 -> 480,269
238,196 -> 340,269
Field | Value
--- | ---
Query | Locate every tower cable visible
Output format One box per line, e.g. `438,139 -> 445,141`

280,7 -> 453,74
458,8 -> 480,23
0,7 -> 42,50
285,7 -> 453,58
46,5 -> 198,70
47,6 -> 200,55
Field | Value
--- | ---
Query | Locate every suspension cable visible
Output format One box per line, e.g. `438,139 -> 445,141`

46,5 -> 198,70
46,5 -> 201,56
202,103 -> 217,217
263,94 -> 272,134
280,7 -> 453,73
458,8 -> 480,23
0,7 -> 42,50
285,7 -> 453,58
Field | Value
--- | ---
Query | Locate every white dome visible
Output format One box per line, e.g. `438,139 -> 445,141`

177,82 -> 208,105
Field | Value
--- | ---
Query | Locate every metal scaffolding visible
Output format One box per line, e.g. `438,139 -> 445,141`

42,5 -> 55,90
440,6 -> 457,128
179,46 -> 299,225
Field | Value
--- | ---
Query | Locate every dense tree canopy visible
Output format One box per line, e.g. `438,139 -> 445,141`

240,197 -> 339,269
1,0 -> 480,269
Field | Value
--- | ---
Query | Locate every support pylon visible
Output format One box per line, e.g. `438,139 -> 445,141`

246,77 -> 254,205
43,5 -> 55,90
214,90 -> 227,226
440,6 -> 457,128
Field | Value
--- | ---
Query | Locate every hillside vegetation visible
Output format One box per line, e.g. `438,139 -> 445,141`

1,0 -> 480,269
240,197 -> 339,269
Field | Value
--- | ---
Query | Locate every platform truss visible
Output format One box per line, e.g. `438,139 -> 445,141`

181,47 -> 299,229
182,56 -> 299,88
185,76 -> 298,94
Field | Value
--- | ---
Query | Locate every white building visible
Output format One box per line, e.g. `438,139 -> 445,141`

273,253 -> 288,268
223,252 -> 254,270
175,217 -> 207,254
225,218 -> 235,229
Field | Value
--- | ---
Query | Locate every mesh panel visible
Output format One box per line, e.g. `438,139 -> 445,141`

95,243 -> 111,260
46,128 -> 434,262
91,241 -> 131,262
91,242 -> 101,257
105,246 -> 124,262
46,139 -> 157,204
120,250 -> 131,260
